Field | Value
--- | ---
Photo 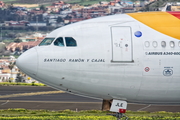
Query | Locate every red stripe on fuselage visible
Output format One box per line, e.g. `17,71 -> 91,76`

167,11 -> 180,19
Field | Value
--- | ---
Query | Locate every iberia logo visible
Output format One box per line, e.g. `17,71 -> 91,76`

128,12 -> 180,40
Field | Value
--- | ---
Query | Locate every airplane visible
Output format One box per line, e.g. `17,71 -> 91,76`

16,11 -> 180,119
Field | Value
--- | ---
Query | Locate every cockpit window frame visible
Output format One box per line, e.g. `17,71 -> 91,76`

39,38 -> 55,46
53,37 -> 65,47
39,37 -> 77,47
65,37 -> 77,47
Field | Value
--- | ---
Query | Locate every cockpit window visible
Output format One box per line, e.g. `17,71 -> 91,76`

39,38 -> 54,46
65,37 -> 77,47
54,37 -> 64,47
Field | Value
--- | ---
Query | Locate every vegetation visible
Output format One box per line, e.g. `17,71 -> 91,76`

8,62 -> 15,82
66,0 -> 111,6
3,0 -> 57,4
3,0 -> 112,6
2,0 -> 17,3
0,82 -> 46,86
0,109 -> 180,120
3,0 -> 180,8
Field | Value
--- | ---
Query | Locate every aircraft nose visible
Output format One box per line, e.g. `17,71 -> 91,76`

16,48 -> 38,76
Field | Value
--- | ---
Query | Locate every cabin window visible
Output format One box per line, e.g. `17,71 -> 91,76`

178,41 -> 180,47
144,41 -> 150,47
39,38 -> 54,46
152,41 -> 158,48
170,41 -> 175,48
54,37 -> 64,47
161,41 -> 166,48
65,37 -> 77,47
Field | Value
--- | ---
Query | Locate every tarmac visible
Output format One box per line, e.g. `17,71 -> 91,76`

0,86 -> 180,112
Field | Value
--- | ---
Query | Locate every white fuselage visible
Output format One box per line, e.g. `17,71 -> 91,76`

16,13 -> 180,104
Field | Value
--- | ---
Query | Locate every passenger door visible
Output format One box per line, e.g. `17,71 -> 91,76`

111,26 -> 133,62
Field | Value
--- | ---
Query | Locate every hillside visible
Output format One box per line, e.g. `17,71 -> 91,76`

3,0 -> 112,5
3,0 -> 66,4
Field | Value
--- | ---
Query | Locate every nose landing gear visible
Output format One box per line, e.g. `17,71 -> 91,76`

107,110 -> 128,120
104,99 -> 128,120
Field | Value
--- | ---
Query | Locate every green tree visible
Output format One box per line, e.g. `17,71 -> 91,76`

14,39 -> 22,43
40,5 -> 46,12
8,62 -> 15,82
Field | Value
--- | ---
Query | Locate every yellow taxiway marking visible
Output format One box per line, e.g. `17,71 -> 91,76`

0,91 -> 65,99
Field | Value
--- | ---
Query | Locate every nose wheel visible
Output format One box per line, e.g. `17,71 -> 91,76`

107,111 -> 128,120
115,112 -> 128,120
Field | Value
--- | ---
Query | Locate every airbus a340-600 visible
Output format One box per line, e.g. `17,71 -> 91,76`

16,11 -> 180,119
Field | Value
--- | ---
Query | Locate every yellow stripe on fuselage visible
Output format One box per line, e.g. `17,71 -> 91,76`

127,12 -> 180,40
